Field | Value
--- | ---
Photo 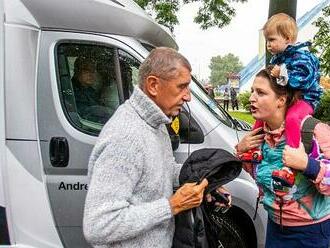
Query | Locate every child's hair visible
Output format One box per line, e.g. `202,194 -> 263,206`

263,13 -> 298,43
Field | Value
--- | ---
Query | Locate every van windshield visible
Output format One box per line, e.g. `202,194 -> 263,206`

190,79 -> 232,127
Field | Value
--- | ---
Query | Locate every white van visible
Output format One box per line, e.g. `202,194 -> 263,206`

0,0 -> 267,247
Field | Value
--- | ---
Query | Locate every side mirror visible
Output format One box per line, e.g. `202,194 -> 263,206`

166,111 -> 204,151
179,111 -> 204,144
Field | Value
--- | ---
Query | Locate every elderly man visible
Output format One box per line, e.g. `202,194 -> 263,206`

83,47 -> 208,248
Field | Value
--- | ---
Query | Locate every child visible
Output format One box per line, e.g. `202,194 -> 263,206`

245,13 -> 324,206
253,13 -> 323,149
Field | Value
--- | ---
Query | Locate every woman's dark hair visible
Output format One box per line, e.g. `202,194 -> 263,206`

255,65 -> 296,107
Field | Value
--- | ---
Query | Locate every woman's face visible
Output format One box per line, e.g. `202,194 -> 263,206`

249,76 -> 285,123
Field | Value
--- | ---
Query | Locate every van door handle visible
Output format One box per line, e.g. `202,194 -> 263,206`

49,137 -> 69,167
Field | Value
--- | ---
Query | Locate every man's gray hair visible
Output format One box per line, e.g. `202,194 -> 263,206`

138,47 -> 192,87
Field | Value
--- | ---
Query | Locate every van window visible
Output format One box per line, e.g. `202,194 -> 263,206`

56,42 -> 120,135
118,49 -> 140,97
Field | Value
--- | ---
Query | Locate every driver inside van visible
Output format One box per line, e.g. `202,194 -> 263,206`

72,56 -> 110,123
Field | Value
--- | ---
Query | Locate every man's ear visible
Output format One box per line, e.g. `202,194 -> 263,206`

145,75 -> 160,97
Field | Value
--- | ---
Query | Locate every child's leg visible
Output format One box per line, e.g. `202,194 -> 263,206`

285,100 -> 313,148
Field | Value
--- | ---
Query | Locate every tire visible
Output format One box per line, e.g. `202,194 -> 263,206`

209,212 -> 247,248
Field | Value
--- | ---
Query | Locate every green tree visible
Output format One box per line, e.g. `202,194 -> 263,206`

237,91 -> 251,111
311,5 -> 330,76
134,0 -> 247,31
209,53 -> 243,87
314,90 -> 330,122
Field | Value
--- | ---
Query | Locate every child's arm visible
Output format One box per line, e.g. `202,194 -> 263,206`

286,53 -> 319,91
271,64 -> 289,86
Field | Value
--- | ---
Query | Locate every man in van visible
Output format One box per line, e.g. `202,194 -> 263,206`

83,47 -> 208,248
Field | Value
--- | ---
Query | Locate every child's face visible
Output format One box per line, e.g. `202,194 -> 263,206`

265,33 -> 291,55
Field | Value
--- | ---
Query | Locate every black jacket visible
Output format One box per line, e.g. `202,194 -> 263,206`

172,148 -> 242,248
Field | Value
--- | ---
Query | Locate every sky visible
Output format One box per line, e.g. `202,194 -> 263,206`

173,0 -> 322,81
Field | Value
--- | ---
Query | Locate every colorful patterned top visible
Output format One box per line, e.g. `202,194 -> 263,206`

270,41 -> 323,110
244,117 -> 330,226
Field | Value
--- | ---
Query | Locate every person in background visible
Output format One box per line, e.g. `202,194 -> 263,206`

236,67 -> 330,248
72,56 -> 110,123
72,56 -> 99,117
230,87 -> 238,110
223,88 -> 229,111
207,85 -> 215,99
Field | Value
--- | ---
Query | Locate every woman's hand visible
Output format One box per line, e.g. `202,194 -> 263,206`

282,142 -> 308,171
236,127 -> 265,153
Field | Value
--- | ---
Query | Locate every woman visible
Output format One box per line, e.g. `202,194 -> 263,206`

236,67 -> 330,248
223,88 -> 229,111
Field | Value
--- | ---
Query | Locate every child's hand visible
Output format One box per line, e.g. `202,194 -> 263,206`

282,142 -> 308,171
270,65 -> 281,78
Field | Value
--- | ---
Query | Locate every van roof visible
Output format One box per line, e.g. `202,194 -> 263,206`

5,0 -> 178,49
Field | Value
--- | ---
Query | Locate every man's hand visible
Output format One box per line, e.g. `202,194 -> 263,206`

236,127 -> 265,153
169,179 -> 208,215
270,65 -> 281,78
205,186 -> 232,207
282,142 -> 308,171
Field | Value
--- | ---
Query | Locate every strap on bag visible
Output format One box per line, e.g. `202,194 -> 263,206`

301,116 -> 320,154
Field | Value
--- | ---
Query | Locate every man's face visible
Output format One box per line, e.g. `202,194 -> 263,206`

153,66 -> 192,117
265,33 -> 290,55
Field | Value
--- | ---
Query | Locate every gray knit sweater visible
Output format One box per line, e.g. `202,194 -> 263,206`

83,86 -> 182,248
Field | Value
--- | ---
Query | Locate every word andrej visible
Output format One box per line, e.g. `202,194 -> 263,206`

58,181 -> 88,190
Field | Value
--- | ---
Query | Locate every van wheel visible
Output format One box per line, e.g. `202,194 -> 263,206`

210,213 -> 247,248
